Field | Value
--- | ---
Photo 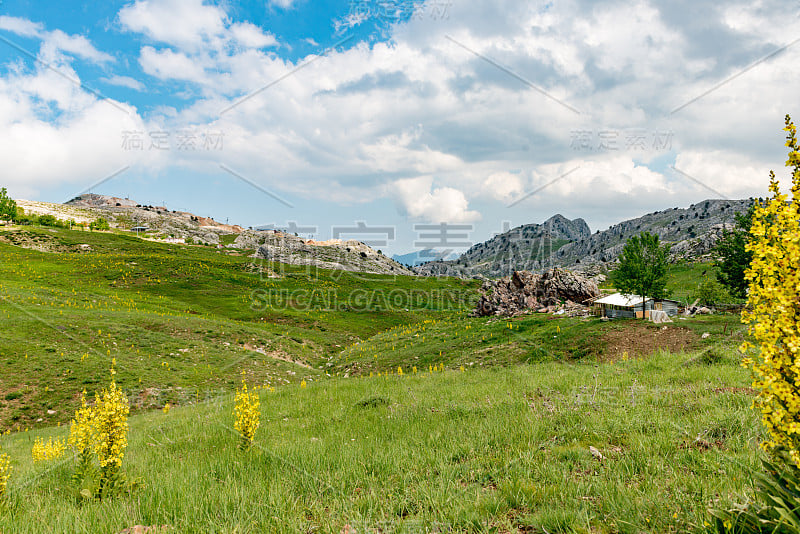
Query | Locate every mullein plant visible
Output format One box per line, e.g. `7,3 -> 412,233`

67,362 -> 130,501
234,372 -> 260,451
0,451 -> 10,498
31,437 -> 67,463
703,115 -> 800,533
92,371 -> 130,499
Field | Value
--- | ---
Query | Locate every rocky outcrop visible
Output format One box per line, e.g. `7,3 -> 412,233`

551,199 -> 753,268
669,223 -> 734,261
473,268 -> 600,317
66,194 -> 138,208
243,230 -> 415,276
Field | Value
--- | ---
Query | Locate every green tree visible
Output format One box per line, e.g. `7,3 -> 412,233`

37,214 -> 58,227
0,188 -> 17,222
90,218 -> 110,231
714,205 -> 754,299
610,231 -> 670,318
694,276 -> 724,307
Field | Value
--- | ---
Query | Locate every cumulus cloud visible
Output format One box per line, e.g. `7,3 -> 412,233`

0,0 -> 793,235
230,22 -> 278,49
139,46 -> 207,83
482,172 -> 524,202
118,0 -> 228,51
391,176 -> 481,223
0,16 -> 113,64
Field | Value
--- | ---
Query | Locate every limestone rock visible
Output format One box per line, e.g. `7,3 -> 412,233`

473,268 -> 600,317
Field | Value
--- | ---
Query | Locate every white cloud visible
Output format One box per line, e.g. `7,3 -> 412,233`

230,22 -> 278,49
0,16 -> 44,37
119,0 -> 227,51
0,0 -> 792,237
482,172 -> 524,202
101,75 -> 146,91
139,46 -> 207,83
391,176 -> 481,223
0,16 -> 113,65
41,30 -> 114,64
269,0 -> 296,8
673,150 -> 771,198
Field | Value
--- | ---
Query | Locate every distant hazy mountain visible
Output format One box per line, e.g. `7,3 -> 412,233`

392,249 -> 458,266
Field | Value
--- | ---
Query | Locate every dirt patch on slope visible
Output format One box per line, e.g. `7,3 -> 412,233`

242,343 -> 311,368
601,323 -> 698,361
0,231 -> 89,253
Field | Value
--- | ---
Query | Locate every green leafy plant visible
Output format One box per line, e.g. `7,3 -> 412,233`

703,455 -> 800,533
0,188 -> 17,222
610,231 -> 670,318
695,276 -> 725,307
715,206 -> 754,300
89,218 -> 110,231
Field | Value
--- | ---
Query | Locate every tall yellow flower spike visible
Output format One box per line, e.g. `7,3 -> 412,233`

92,377 -> 130,471
32,437 -> 67,462
234,373 -> 260,450
0,453 -> 10,497
742,114 -> 800,468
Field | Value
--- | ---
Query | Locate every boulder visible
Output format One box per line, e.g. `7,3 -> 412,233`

473,268 -> 600,317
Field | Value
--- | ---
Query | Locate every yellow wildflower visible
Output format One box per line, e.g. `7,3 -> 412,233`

32,437 -> 66,463
0,453 -> 10,497
742,114 -> 800,468
234,375 -> 260,450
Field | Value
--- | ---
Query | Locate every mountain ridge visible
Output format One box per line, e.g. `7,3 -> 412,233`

414,198 -> 755,279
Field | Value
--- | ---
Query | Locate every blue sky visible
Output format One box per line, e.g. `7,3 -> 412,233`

0,0 -> 792,254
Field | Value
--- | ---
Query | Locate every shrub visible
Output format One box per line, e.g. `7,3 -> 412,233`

741,114 -> 800,467
37,215 -> 58,227
89,218 -> 110,231
703,114 -> 800,532
67,365 -> 130,500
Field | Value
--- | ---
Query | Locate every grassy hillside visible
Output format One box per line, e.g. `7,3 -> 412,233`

0,225 -> 761,532
332,312 -> 744,376
0,227 -> 477,431
0,351 -> 757,533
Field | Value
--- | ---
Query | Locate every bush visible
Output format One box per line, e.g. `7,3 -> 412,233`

37,214 -> 58,227
694,277 -> 725,306
90,218 -> 110,231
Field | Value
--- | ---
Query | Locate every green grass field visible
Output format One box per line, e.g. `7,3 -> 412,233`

0,226 -> 760,532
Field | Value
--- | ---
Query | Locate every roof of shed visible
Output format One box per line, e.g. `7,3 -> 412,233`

593,293 -> 651,307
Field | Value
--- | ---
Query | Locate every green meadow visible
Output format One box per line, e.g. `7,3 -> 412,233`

0,226 -> 761,532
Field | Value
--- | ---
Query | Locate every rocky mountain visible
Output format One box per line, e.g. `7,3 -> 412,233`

61,194 -> 412,275
415,199 -> 754,279
415,214 -> 591,278
66,194 -> 242,244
